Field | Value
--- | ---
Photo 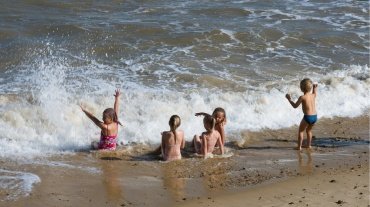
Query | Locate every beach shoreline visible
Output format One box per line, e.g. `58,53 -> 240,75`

1,1 -> 369,206
0,115 -> 368,207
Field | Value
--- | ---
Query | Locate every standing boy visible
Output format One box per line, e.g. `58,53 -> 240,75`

286,79 -> 318,150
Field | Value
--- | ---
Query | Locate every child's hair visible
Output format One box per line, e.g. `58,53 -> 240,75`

212,107 -> 227,123
203,115 -> 216,131
103,108 -> 122,126
169,115 -> 181,144
300,78 -> 313,93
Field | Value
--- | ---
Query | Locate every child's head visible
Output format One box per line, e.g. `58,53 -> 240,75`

212,107 -> 226,124
102,108 -> 118,124
169,115 -> 181,131
300,78 -> 313,93
203,115 -> 216,132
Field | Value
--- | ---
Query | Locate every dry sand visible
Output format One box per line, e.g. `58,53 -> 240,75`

0,115 -> 368,207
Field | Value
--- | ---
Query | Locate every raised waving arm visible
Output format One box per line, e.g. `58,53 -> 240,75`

80,104 -> 105,130
114,89 -> 121,116
312,84 -> 318,97
195,112 -> 211,117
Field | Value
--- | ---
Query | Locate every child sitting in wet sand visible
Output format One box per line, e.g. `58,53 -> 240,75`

195,107 -> 227,145
286,79 -> 318,150
80,89 -> 122,150
161,115 -> 185,161
193,115 -> 224,158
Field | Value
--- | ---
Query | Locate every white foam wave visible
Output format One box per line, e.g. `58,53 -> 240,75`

0,56 -> 368,159
0,0 -> 369,158
32,160 -> 101,174
0,169 -> 40,201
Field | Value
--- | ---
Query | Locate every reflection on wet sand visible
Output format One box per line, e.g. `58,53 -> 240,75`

202,160 -> 229,191
101,161 -> 124,204
297,150 -> 313,175
161,162 -> 186,201
160,158 -> 230,202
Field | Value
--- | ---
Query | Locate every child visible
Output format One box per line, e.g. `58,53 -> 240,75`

195,107 -> 227,145
193,115 -> 224,158
286,78 -> 318,150
161,115 -> 185,161
80,89 -> 122,150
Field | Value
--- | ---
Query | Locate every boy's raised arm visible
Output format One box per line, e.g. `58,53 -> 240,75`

313,84 -> 318,97
285,94 -> 302,108
114,89 -> 121,115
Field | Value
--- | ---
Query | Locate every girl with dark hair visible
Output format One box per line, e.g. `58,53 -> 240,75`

80,89 -> 122,150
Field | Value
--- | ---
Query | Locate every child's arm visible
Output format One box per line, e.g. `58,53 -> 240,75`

195,112 -> 211,117
219,122 -> 226,145
180,135 -> 185,149
161,134 -> 166,157
80,105 -> 105,129
114,89 -> 121,116
217,136 -> 224,155
313,84 -> 318,97
285,94 -> 302,108
202,135 -> 207,157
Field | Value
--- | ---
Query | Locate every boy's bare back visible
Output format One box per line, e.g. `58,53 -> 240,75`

286,83 -> 318,115
300,92 -> 316,115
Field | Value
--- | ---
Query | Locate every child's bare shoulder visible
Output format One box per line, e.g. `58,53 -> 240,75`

162,131 -> 172,136
214,130 -> 221,137
177,130 -> 184,135
214,129 -> 221,135
300,94 -> 308,100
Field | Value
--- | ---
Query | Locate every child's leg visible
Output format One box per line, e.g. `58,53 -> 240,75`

297,119 -> 308,150
306,124 -> 314,148
152,145 -> 161,155
193,135 -> 201,153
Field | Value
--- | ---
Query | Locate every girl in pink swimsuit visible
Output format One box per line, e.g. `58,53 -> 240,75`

80,89 -> 122,150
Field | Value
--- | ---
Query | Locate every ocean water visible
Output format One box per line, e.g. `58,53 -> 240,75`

0,0 -> 369,158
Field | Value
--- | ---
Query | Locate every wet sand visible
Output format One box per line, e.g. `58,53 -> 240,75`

0,115 -> 368,207
179,164 -> 369,207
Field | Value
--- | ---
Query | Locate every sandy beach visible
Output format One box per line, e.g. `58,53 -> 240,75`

179,163 -> 369,207
0,115 -> 368,207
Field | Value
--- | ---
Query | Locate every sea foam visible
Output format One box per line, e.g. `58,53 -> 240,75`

0,58 -> 368,159
0,169 -> 40,201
